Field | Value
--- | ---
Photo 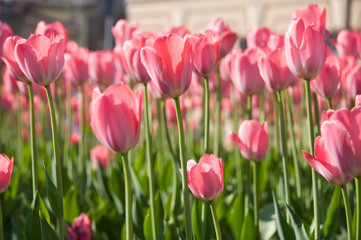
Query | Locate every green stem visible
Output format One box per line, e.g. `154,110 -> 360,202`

161,100 -> 176,160
244,93 -> 253,215
313,93 -> 321,136
78,88 -> 85,195
143,84 -> 157,240
210,201 -> 222,240
64,81 -> 72,179
259,91 -> 265,122
326,98 -> 332,109
121,153 -> 133,240
285,91 -> 301,198
247,95 -> 253,120
173,97 -> 192,240
275,91 -> 290,219
341,185 -> 353,240
0,196 -> 3,240
27,83 -> 37,200
356,177 -> 361,240
170,159 -> 179,225
252,161 -> 259,234
304,80 -> 320,240
45,85 -> 64,240
214,64 -> 221,155
201,201 -> 209,240
204,76 -> 210,153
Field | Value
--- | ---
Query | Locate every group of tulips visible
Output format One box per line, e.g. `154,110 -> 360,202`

0,2 -> 361,240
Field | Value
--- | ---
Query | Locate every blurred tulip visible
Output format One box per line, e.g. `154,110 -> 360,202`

0,154 -> 14,193
67,213 -> 92,240
35,20 -> 68,41
334,30 -> 361,58
90,83 -> 143,153
163,25 -> 190,37
70,132 -> 80,145
90,145 -> 114,170
186,154 -> 223,201
229,120 -> 268,161
0,21 -> 13,58
356,95 -> 361,107
345,64 -> 361,100
112,20 -> 141,46
284,18 -> 325,80
267,33 -> 284,51
88,50 -> 116,87
141,33 -> 193,98
2,66 -> 19,93
64,47 -> 89,86
246,27 -> 273,49
1,90 -> 15,112
14,34 -> 66,86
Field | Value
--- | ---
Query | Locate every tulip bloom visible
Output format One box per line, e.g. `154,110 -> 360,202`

0,154 -> 14,193
90,145 -> 114,170
35,20 -> 68,41
141,33 -> 193,98
90,83 -> 143,153
67,213 -> 92,240
285,18 -> 325,80
345,64 -> 361,100
229,120 -> 268,161
246,27 -> 273,49
14,34 -> 66,86
112,20 -> 141,46
163,25 -> 190,37
186,154 -> 223,201
88,50 -> 116,87
64,47 -> 89,86
334,30 -> 361,58
0,21 -> 13,58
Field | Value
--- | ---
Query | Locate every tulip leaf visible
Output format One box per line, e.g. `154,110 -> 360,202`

133,198 -> 145,239
39,211 -> 58,240
25,193 -> 41,240
272,192 -> 294,240
285,205 -> 310,240
241,211 -> 256,240
44,166 -> 62,220
38,194 -> 51,225
143,191 -> 165,240
229,194 -> 244,239
107,163 -> 124,215
63,186 -> 79,222
259,203 -> 276,240
192,199 -> 213,240
324,186 -> 341,237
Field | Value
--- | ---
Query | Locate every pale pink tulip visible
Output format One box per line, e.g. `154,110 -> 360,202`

246,27 -> 273,49
345,64 -> 361,100
334,30 -> 361,58
35,20 -> 68,41
0,154 -> 14,193
64,47 -> 89,86
88,50 -> 116,87
0,21 -> 13,58
90,145 -> 114,170
112,20 -> 141,46
163,25 -> 190,37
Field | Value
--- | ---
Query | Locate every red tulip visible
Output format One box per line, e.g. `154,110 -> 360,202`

186,154 -> 223,201
14,34 -> 66,86
112,20 -> 141,46
90,145 -> 114,170
334,30 -> 361,58
90,83 -> 143,153
141,33 -> 193,98
67,213 -> 92,240
229,120 -> 268,161
284,18 -> 325,80
0,21 -> 13,58
64,47 -> 89,86
35,20 -> 68,41
88,50 -> 116,87
0,154 -> 14,193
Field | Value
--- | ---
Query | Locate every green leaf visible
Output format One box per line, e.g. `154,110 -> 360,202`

285,205 -> 310,240
272,192 -> 294,240
44,166 -> 62,219
259,203 -> 276,240
25,193 -> 41,240
241,211 -> 256,240
192,199 -> 213,240
133,198 -> 145,239
39,211 -> 58,240
324,186 -> 341,237
143,191 -> 165,240
38,195 -> 51,225
229,194 -> 244,240
63,186 -> 79,222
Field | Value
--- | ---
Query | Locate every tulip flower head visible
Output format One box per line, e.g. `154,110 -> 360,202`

0,154 -> 14,194
334,30 -> 361,58
35,20 -> 68,42
112,20 -> 141,47
67,213 -> 92,240
90,145 -> 114,170
186,154 -> 223,201
0,21 -> 13,57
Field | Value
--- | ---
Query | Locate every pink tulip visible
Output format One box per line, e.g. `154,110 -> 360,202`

64,47 -> 89,86
0,154 -> 14,193
186,154 -> 223,201
1,90 -> 15,112
90,145 -> 114,170
35,20 -> 68,41
246,27 -> 273,49
0,21 -> 13,58
191,31 -> 220,76
206,18 -> 237,58
219,49 -> 235,81
334,30 -> 361,58
231,48 -> 265,95
311,52 -> 340,99
90,83 -> 143,153
141,33 -> 193,98
14,34 -> 66,86
284,18 -> 325,80
291,4 -> 329,39
88,50 -> 116,87
112,20 -> 141,46
258,47 -> 297,92
67,213 -> 92,240
267,33 -> 284,51
2,66 -> 19,93
229,120 -> 268,161
345,64 -> 361,100
163,25 -> 190,37
356,95 -> 361,107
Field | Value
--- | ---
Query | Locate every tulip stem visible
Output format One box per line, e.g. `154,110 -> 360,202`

356,177 -> 361,240
247,94 -> 252,120
313,93 -> 321,136
304,80 -> 320,240
201,201 -> 209,240
143,84 -> 157,240
341,185 -> 353,240
161,100 -> 176,159
285,91 -> 301,198
252,161 -> 259,235
121,153 -> 133,240
64,81 -> 73,179
45,85 -> 64,240
214,64 -> 222,155
210,201 -> 222,240
275,91 -> 290,220
27,82 -> 37,200
204,76 -> 210,153
326,98 -> 332,109
173,97 -> 192,240
78,88 -> 85,195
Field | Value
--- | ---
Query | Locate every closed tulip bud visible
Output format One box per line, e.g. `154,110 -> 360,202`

186,154 -> 223,201
0,154 -> 14,193
285,18 -> 325,80
64,47 -> 89,86
14,34 -> 66,86
141,33 -> 193,98
88,50 -> 116,87
229,120 -> 268,161
67,213 -> 92,240
90,83 -> 143,153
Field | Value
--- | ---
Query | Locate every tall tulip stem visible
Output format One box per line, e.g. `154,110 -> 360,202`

78,88 -> 85,195
252,161 -> 259,234
326,98 -> 332,109
204,76 -> 210,153
45,85 -> 64,240
173,97 -> 192,240
356,177 -> 361,240
214,64 -> 222,155
27,82 -> 37,200
121,153 -> 133,240
143,84 -> 157,240
210,201 -> 222,240
341,185 -> 353,240
304,80 -> 320,240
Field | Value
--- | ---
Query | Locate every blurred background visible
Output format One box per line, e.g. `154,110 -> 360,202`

1,0 -> 360,50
